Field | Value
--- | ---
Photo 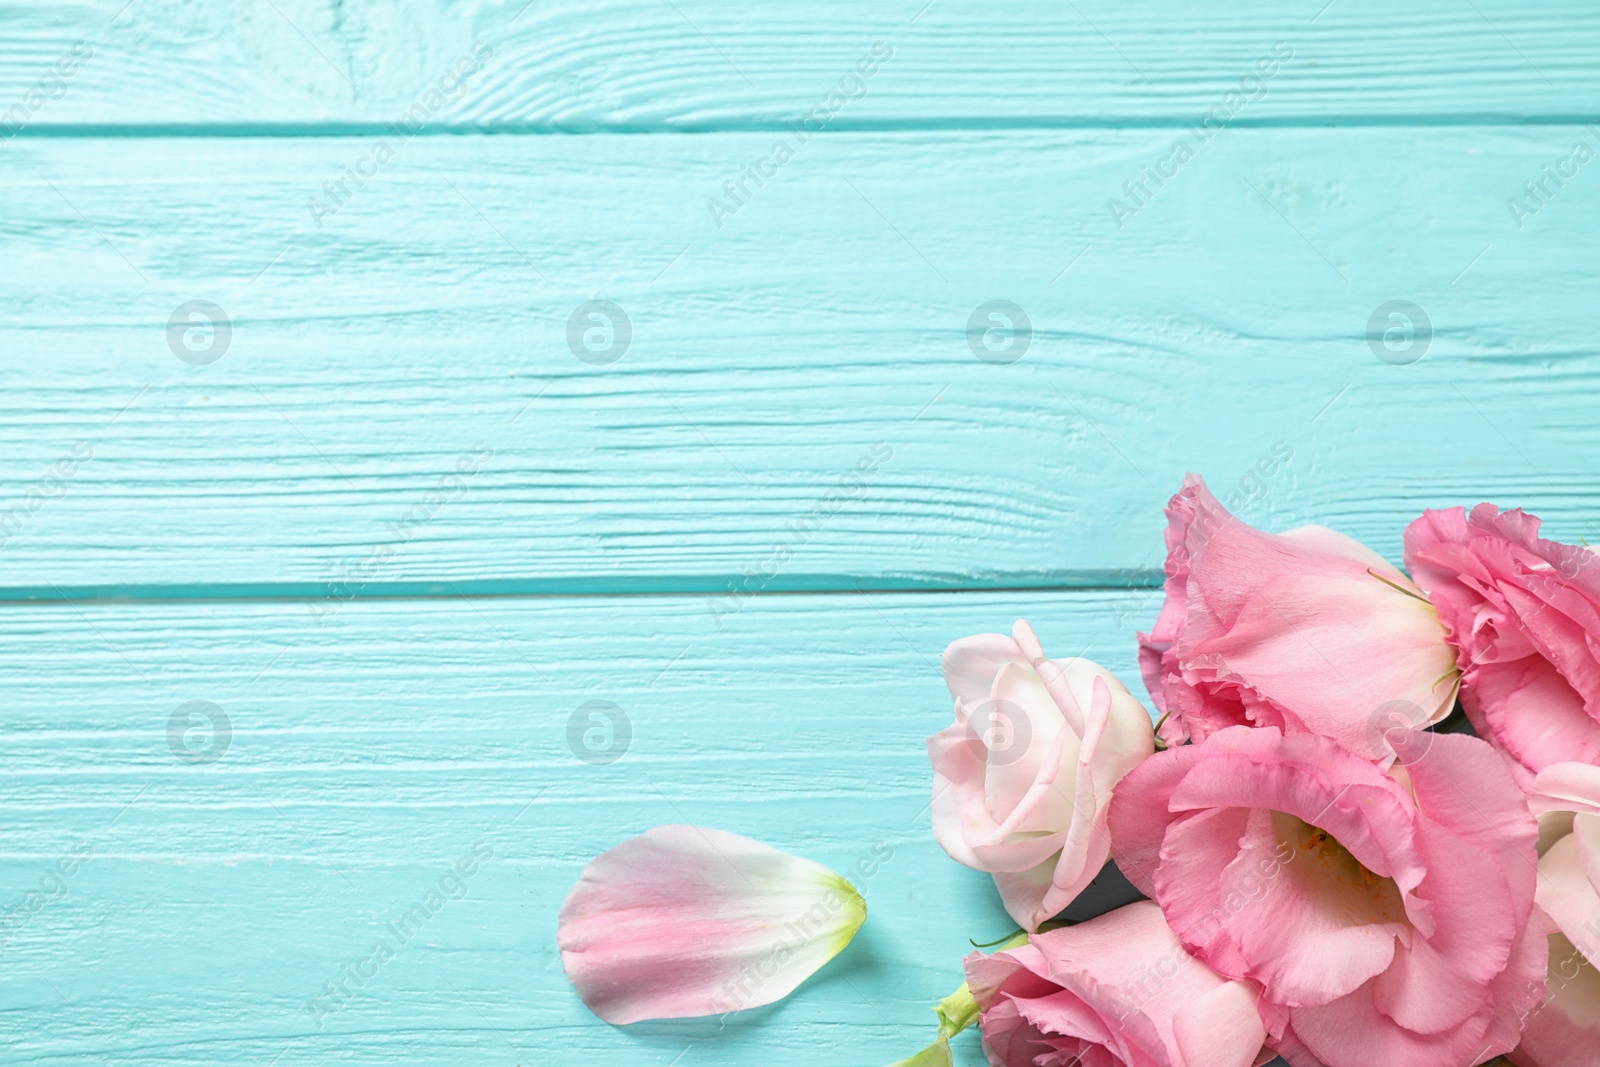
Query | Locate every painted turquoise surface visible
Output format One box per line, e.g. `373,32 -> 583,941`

2,2 -> 1597,1065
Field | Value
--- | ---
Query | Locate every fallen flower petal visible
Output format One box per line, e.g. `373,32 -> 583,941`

558,825 -> 866,1024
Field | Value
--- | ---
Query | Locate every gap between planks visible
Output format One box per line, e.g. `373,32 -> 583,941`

0,573 -> 1166,605
8,114 -> 1600,138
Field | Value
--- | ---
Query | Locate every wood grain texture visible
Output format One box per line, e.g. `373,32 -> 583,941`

0,589 -> 1155,1066
3,128 -> 1598,593
0,1 -> 1591,1063
2,0 -> 1599,132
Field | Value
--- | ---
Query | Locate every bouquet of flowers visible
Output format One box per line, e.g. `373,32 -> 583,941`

557,475 -> 1600,1067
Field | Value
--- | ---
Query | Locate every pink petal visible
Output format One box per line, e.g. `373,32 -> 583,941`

990,860 -> 1063,935
967,901 -> 1269,1067
1531,761 -> 1600,818
983,662 -> 1077,834
1221,809 -> 1403,1007
942,633 -> 1025,712
1287,917 -> 1547,1067
1403,734 -> 1539,965
1405,503 -> 1600,778
927,708 -> 1070,876
1141,475 -> 1457,758
1032,671 -> 1151,923
1482,920 -> 1562,1063
557,826 -> 865,1024
1282,981 -> 1496,1067
931,629 -> 1154,931
926,718 -> 991,869
1110,724 -> 1545,1067
1172,980 -> 1270,1067
1106,739 -> 1215,898
1537,817 -> 1600,957
1015,619 -> 1087,738
1509,934 -> 1600,1067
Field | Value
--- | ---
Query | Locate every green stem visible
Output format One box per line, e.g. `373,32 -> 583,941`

967,928 -> 1024,949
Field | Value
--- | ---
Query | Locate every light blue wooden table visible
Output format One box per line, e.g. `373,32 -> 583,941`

2,2 -> 1597,1064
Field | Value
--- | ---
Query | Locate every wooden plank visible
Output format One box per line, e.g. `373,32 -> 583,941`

3,128 -> 1599,593
0,589 -> 1156,1066
2,0 -> 1599,131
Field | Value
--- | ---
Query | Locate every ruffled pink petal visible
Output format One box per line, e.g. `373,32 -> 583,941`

1287,920 -> 1547,1067
1106,746 -> 1203,898
1468,654 -> 1597,780
964,940 -> 1058,1011
1141,475 -> 1457,758
557,826 -> 865,1024
966,901 -> 1268,1067
1281,979 -> 1495,1067
1152,806 -> 1253,974
1109,724 -> 1543,1067
1163,734 -> 1423,887
1224,813 -> 1403,1006
1138,488 -> 1194,719
1480,918 -> 1560,1063
1405,504 -> 1600,778
1405,732 -> 1539,939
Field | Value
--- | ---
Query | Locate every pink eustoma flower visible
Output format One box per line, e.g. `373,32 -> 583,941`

1509,761 -> 1600,1067
1140,475 -> 1458,760
1405,504 -> 1600,782
963,900 -> 1270,1067
1107,725 -> 1544,1067
557,825 -> 865,1024
929,620 -> 1155,931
